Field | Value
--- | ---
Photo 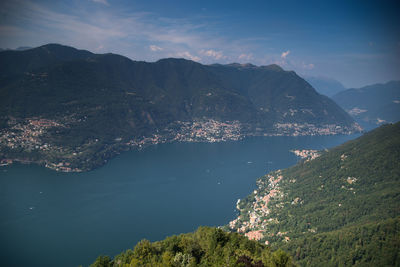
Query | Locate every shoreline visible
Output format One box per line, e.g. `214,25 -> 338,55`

1,128 -> 361,173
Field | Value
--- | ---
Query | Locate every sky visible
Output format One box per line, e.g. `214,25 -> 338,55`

0,0 -> 399,88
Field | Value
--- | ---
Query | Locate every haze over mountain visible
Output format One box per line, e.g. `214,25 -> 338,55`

0,44 -> 360,171
332,81 -> 400,129
304,76 -> 346,97
0,46 -> 33,52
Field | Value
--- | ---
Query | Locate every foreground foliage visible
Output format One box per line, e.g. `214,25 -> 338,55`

90,227 -> 294,267
280,217 -> 400,266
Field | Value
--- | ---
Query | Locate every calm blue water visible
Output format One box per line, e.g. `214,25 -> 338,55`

0,135 -> 359,267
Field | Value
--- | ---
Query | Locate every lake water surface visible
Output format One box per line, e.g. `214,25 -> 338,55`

0,135 -> 359,267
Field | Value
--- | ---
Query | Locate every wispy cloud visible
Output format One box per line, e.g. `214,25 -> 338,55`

0,0 -> 128,49
281,50 -> 290,59
238,53 -> 253,61
1,0 -> 398,87
199,49 -> 225,60
91,0 -> 109,6
149,45 -> 163,51
0,25 -> 26,37
174,51 -> 201,62
0,1 -> 334,82
0,0 -> 264,64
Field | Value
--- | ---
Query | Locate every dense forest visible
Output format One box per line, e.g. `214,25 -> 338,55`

89,227 -> 294,267
279,216 -> 400,266
228,122 -> 400,266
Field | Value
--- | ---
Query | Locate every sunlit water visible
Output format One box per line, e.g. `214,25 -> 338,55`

0,134 -> 360,267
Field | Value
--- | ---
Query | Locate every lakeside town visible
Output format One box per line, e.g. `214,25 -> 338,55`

272,122 -> 362,136
228,147 -> 324,244
290,149 -> 321,161
0,116 -> 358,172
228,169 -> 289,244
226,147 -> 361,245
125,119 -> 243,148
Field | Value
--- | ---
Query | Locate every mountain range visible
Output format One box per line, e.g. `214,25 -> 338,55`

304,76 -> 346,97
332,81 -> 400,129
0,44 -> 360,171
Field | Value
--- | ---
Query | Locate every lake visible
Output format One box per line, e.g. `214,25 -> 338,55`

0,134 -> 359,267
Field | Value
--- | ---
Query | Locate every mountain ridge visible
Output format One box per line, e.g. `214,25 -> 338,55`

304,76 -> 346,97
332,80 -> 400,129
0,44 -> 360,172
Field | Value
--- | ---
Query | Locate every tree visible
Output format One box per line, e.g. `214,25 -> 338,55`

89,255 -> 111,267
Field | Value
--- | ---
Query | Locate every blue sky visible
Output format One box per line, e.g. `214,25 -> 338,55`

0,0 -> 399,87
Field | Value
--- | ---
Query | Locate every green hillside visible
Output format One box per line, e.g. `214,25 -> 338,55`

227,123 -> 400,266
90,227 -> 295,267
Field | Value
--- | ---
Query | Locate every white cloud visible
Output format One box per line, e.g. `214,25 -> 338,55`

149,45 -> 163,51
0,0 -> 249,63
200,49 -> 224,60
91,0 -> 109,5
281,50 -> 290,59
0,0 -> 291,66
175,51 -> 201,62
238,53 -> 253,61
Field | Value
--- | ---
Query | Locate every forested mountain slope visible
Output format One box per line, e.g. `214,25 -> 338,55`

227,123 -> 400,266
0,44 -> 359,172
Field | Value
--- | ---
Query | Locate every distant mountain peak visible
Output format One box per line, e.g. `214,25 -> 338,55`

36,43 -> 93,55
156,57 -> 199,64
261,64 -> 284,71
305,76 -> 346,96
227,63 -> 256,68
